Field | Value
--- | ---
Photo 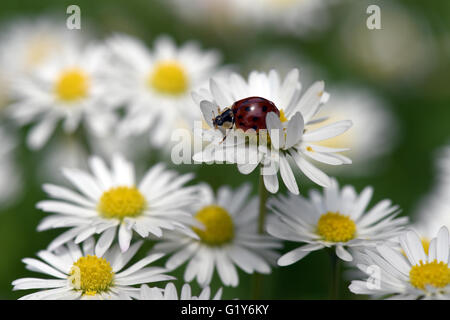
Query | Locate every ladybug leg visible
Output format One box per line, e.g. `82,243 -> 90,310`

219,117 -> 235,143
219,129 -> 229,144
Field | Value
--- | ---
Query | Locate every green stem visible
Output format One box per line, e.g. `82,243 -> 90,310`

329,250 -> 341,300
257,170 -> 268,234
251,169 -> 269,299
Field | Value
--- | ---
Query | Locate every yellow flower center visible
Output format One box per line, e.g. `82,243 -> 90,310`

193,205 -> 234,246
98,186 -> 146,219
317,212 -> 356,243
409,260 -> 450,291
149,61 -> 188,95
55,68 -> 89,102
70,255 -> 114,296
279,109 -> 288,123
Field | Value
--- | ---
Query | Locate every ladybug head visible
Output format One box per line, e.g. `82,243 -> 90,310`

213,108 -> 234,129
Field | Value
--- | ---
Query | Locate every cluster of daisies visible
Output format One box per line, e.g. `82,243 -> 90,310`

0,19 -> 221,151
2,17 -> 450,300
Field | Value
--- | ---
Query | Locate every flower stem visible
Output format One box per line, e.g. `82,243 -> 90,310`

257,170 -> 268,234
329,250 -> 341,300
251,170 -> 268,299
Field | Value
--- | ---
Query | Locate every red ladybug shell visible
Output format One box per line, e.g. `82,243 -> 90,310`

231,96 -> 280,132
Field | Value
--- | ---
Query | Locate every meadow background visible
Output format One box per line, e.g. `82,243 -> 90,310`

0,0 -> 449,299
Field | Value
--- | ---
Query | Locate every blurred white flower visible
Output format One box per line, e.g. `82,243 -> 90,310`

0,16 -> 85,77
168,0 -> 331,38
413,146 -> 450,241
12,238 -> 173,300
244,48 -> 324,88
89,132 -> 152,164
349,227 -> 450,300
8,43 -> 119,149
0,17 -> 85,111
339,1 -> 436,84
37,136 -> 89,184
138,283 -> 222,300
310,86 -> 399,176
107,34 -> 221,148
267,179 -> 408,264
152,183 -> 281,287
193,69 -> 352,194
37,154 -> 200,252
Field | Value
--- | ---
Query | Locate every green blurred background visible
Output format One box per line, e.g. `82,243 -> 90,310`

0,0 -> 449,299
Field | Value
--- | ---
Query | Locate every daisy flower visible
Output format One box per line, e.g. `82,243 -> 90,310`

267,179 -> 408,264
339,2 -> 435,84
138,282 -> 222,300
8,43 -> 119,149
244,48 -> 323,88
0,16 -> 84,77
193,69 -> 353,194
152,183 -> 281,287
37,154 -> 200,252
107,34 -> 221,148
12,238 -> 173,300
349,227 -> 450,299
0,17 -> 84,112
309,86 -> 398,176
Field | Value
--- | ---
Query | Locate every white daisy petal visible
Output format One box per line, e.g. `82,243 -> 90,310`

406,230 -> 427,264
12,278 -> 67,290
200,100 -> 219,128
266,112 -> 283,150
295,81 -> 325,122
118,223 -> 133,252
22,258 -> 67,279
95,227 -> 116,257
436,226 -> 449,263
210,78 -> 233,107
278,246 -> 311,266
285,112 -> 304,149
279,155 -> 299,195
291,150 -> 331,187
335,245 -> 353,262
263,173 -> 279,194
303,120 -> 353,142
27,116 -> 59,150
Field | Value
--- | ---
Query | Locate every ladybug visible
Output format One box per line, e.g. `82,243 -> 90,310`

212,96 -> 280,132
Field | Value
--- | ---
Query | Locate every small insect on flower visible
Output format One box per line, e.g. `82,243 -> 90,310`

213,96 -> 281,132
